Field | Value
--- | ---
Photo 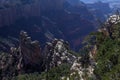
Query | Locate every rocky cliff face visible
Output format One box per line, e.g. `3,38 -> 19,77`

10,31 -> 43,73
0,31 -> 43,79
86,1 -> 112,21
0,0 -> 41,27
44,39 -> 76,69
19,31 -> 41,66
0,31 -> 95,80
40,0 -> 65,10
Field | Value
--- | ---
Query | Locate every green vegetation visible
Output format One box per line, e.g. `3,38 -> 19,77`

12,64 -> 71,80
93,22 -> 120,80
40,64 -> 71,80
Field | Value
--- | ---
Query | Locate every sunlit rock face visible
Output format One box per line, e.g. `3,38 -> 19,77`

107,15 -> 120,24
44,39 -> 76,69
43,38 -> 95,80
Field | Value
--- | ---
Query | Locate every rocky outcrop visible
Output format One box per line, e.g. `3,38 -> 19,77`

43,38 -> 95,79
0,31 -> 42,79
19,31 -> 41,66
10,31 -> 42,73
0,52 -> 18,80
106,14 -> 120,24
0,31 -> 96,80
98,14 -> 120,39
44,39 -> 77,70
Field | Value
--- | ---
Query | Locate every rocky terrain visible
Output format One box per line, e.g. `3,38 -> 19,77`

0,30 -> 96,80
0,13 -> 120,80
0,0 -> 119,80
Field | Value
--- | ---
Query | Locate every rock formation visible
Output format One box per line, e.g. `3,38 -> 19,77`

44,39 -> 77,70
0,31 -> 96,80
19,31 -> 41,66
10,31 -> 42,73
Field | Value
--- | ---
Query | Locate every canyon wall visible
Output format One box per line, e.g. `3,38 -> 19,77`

39,0 -> 65,10
0,1 -> 41,27
0,0 -> 67,27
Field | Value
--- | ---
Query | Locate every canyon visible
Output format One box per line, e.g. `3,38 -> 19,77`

0,0 -> 111,51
